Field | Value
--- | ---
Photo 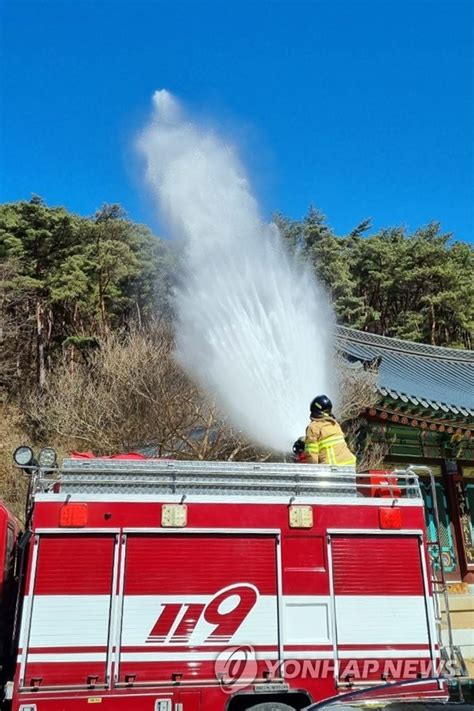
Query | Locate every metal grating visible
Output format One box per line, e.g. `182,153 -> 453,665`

31,459 -> 423,500
57,459 -> 358,497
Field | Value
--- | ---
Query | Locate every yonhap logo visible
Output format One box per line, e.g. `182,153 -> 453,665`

214,653 -> 461,692
214,644 -> 258,692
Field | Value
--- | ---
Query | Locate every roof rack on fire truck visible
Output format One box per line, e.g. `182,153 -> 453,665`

27,457 -> 423,499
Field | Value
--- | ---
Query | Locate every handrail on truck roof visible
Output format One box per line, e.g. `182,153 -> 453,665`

15,457 -> 424,500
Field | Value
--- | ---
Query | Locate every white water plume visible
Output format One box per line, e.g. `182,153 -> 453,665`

138,90 -> 335,452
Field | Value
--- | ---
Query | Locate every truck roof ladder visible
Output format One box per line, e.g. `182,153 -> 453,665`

406,465 -> 467,702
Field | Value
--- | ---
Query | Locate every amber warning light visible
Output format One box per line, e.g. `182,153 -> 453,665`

59,503 -> 88,527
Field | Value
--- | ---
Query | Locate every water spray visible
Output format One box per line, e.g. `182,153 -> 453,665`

138,90 -> 335,452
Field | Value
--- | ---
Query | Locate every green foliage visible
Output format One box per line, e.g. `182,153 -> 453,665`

1,196 -> 472,398
277,208 -> 473,348
0,198 -> 175,391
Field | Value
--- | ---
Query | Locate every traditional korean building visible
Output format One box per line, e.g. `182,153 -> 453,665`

336,325 -> 474,585
335,326 -> 474,672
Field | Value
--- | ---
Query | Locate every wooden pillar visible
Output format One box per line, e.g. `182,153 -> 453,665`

454,466 -> 474,583
443,459 -> 474,583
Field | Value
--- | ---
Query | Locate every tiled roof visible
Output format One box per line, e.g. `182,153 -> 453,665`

335,326 -> 474,417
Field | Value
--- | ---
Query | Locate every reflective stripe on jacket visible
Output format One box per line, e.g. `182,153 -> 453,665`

304,416 -> 356,465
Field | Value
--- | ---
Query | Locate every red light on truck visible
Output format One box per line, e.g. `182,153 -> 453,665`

379,506 -> 402,529
59,503 -> 88,527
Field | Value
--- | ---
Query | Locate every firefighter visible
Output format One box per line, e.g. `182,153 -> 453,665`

292,436 -> 308,463
303,394 -> 356,465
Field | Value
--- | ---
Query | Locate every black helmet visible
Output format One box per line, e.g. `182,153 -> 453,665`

310,394 -> 332,418
292,437 -> 305,455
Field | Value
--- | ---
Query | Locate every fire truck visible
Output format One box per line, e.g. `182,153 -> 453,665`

0,448 -> 462,711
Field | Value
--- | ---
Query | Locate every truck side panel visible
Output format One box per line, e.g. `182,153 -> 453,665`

20,533 -> 116,688
11,491 -> 447,709
329,533 -> 437,682
117,533 -> 279,684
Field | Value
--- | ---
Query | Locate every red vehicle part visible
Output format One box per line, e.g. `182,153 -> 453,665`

358,470 -> 402,498
5,457 -> 447,711
0,502 -> 18,677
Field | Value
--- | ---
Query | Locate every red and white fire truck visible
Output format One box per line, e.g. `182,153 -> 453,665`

0,449 -> 459,710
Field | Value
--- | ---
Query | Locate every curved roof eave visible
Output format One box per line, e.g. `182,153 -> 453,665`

335,326 -> 474,415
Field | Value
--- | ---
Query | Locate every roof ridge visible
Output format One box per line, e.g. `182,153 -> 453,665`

335,325 -> 474,362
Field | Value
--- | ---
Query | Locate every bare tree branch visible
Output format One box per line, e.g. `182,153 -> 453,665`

24,332 -> 382,468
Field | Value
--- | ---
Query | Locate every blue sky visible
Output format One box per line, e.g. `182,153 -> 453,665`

1,0 -> 473,241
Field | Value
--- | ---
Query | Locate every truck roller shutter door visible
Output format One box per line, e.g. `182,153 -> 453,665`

329,534 -> 435,682
22,533 -> 116,688
118,533 -> 280,684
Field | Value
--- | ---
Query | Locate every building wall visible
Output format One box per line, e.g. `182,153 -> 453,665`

442,586 -> 474,677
